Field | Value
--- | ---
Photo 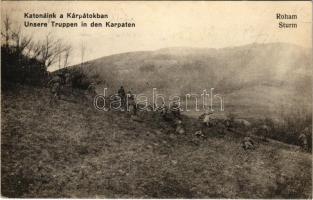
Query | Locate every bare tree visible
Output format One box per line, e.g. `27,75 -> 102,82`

38,33 -> 71,69
1,15 -> 31,51
57,42 -> 62,70
11,25 -> 32,54
63,45 -> 72,68
80,42 -> 86,69
57,43 -> 71,69
1,14 -> 12,47
26,40 -> 43,60
1,15 -> 72,70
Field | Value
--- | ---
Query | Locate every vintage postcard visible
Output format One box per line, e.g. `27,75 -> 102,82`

1,1 -> 312,198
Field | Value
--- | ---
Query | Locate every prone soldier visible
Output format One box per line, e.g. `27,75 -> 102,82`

242,136 -> 255,150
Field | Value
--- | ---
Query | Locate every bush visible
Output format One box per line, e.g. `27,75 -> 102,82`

1,47 -> 48,87
65,68 -> 92,90
257,107 -> 312,151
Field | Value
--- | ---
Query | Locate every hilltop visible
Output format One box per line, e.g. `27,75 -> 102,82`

73,43 -> 312,119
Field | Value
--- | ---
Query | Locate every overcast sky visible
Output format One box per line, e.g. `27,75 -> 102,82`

2,1 -> 312,71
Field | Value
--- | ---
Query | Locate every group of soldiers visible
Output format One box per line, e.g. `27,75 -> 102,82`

116,89 -> 311,152
47,76 -> 311,152
196,111 -> 311,152
47,71 -> 96,104
116,86 -> 182,121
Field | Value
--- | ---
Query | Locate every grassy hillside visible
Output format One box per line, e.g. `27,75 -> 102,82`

73,43 -> 312,119
1,86 -> 312,198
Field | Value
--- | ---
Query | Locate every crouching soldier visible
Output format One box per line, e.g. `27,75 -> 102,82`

242,136 -> 255,150
194,130 -> 205,138
199,111 -> 214,128
175,119 -> 185,134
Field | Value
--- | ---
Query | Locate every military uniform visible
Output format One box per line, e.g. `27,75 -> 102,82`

65,72 -> 72,87
48,75 -> 62,102
175,119 -> 185,134
201,111 -> 214,127
127,91 -> 137,115
118,86 -> 126,109
242,136 -> 254,150
87,83 -> 96,96
298,130 -> 308,151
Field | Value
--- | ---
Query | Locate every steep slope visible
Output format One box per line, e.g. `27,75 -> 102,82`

1,86 -> 312,198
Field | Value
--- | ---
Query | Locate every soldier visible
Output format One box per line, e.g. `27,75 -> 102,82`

64,72 -> 72,86
224,118 -> 233,131
194,130 -> 205,138
242,135 -> 255,150
160,102 -> 169,120
118,86 -> 126,110
63,72 -> 73,94
83,82 -> 96,103
127,89 -> 137,115
127,89 -> 134,101
87,82 -> 97,96
174,119 -> 185,134
259,124 -> 270,142
48,73 -> 63,103
201,110 -> 214,127
197,111 -> 212,135
298,127 -> 309,152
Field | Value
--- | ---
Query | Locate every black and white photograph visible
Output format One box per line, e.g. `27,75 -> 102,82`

1,1 -> 312,198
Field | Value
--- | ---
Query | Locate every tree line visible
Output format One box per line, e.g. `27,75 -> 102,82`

1,14 -> 72,88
